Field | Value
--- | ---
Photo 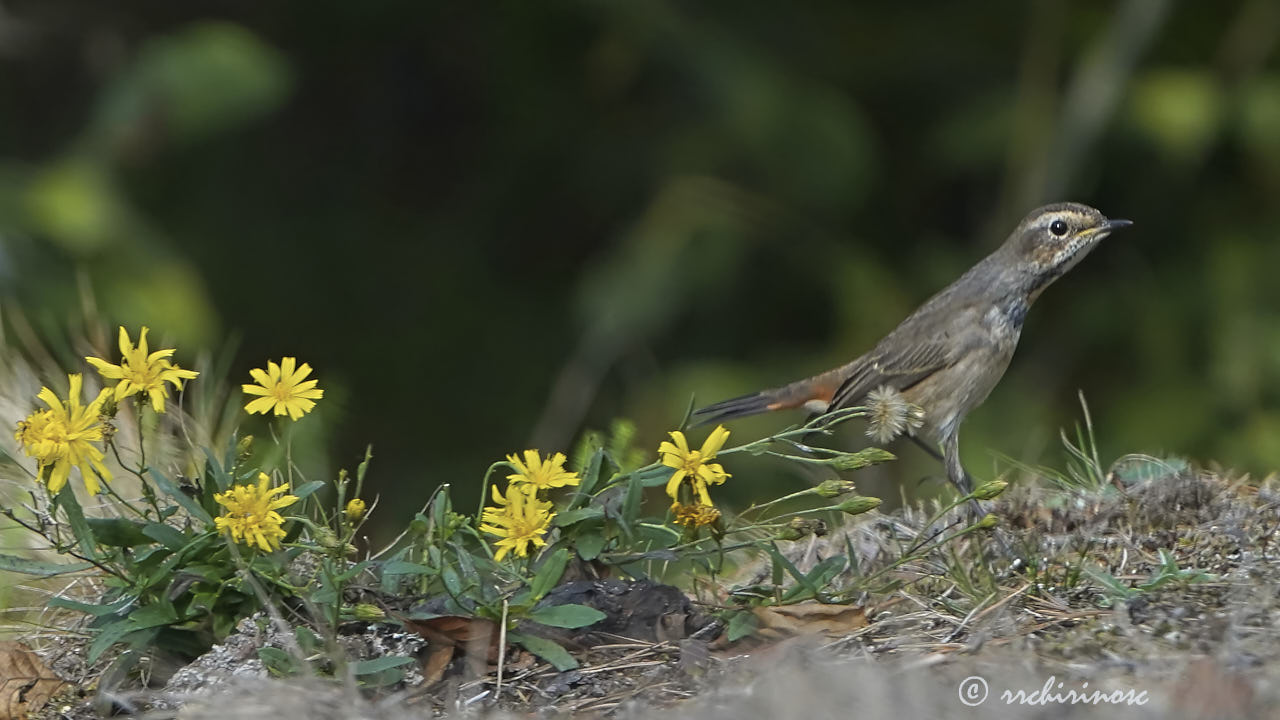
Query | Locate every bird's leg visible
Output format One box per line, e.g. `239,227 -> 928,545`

938,432 -> 991,523
909,434 -> 944,462
909,434 -> 979,495
941,433 -> 974,495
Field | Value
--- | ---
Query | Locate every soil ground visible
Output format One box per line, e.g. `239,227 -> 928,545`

20,461 -> 1280,720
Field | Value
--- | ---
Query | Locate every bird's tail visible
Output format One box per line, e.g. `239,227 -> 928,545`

690,391 -> 779,427
691,375 -> 840,427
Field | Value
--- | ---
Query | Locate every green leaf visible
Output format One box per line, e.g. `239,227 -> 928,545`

576,448 -> 606,498
430,486 -> 452,531
258,647 -> 301,677
127,601 -> 180,628
621,472 -> 643,529
86,518 -> 151,547
635,464 -> 674,488
87,619 -> 142,664
581,445 -> 619,497
766,543 -> 816,598
84,601 -> 180,664
509,633 -> 577,671
292,481 -> 326,501
677,394 -> 699,430
0,553 -> 93,577
408,512 -> 431,535
553,507 -> 605,527
528,548 -> 569,602
450,541 -> 483,598
574,531 -> 605,562
142,552 -> 185,591
359,665 -> 406,688
527,604 -> 606,629
380,560 -> 437,576
1084,565 -> 1137,600
142,523 -> 189,551
294,626 -> 322,654
806,555 -> 847,585
188,592 -> 217,614
726,610 -> 759,642
441,566 -> 463,597
333,560 -> 373,583
224,431 -> 241,479
56,483 -> 96,558
213,611 -> 236,639
780,555 -> 847,603
351,655 -> 415,675
200,447 -> 232,491
48,596 -> 132,617
151,469 -> 214,524
635,523 -> 681,547
356,445 -> 374,487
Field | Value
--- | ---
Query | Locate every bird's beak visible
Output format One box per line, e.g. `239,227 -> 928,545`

1101,218 -> 1133,231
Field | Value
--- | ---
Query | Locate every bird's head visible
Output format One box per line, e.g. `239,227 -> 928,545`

1005,202 -> 1131,296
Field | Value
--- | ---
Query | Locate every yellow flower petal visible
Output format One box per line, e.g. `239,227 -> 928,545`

699,425 -> 731,457
245,396 -> 278,414
481,483 -> 555,561
665,469 -> 687,501
213,472 -> 298,552
656,426 -> 730,508
242,357 -> 324,420
668,431 -> 690,455
88,326 -> 197,414
16,374 -> 113,496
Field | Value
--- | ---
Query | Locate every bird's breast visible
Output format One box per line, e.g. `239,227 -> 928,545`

981,298 -> 1028,349
903,304 -> 1026,442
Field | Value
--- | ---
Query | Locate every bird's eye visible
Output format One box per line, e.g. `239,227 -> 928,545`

1049,220 -> 1069,237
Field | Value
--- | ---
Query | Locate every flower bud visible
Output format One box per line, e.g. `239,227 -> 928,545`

345,498 -> 367,520
835,495 -> 882,515
969,480 -> 1008,501
99,395 -> 119,419
351,603 -> 386,622
315,527 -> 342,549
409,512 -> 431,535
235,434 -> 254,460
825,447 -> 896,471
973,513 -> 999,531
775,526 -> 804,541
777,517 -> 827,541
814,479 -> 857,498
834,448 -> 896,471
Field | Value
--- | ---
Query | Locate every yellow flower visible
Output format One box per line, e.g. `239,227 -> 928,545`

506,450 -> 580,492
242,357 -> 324,420
345,497 -> 367,520
213,472 -> 299,552
85,326 -> 199,414
14,409 -> 56,450
671,501 -> 721,528
480,484 -> 554,561
14,374 -> 113,495
659,425 -> 731,507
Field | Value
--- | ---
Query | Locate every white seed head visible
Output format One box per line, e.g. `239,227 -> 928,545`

865,385 -> 924,444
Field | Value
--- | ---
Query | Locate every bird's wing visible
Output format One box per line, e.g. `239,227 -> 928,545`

828,338 -> 954,410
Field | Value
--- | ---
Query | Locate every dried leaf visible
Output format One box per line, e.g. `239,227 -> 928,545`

401,615 -> 501,663
420,645 -> 454,687
0,641 -> 66,720
751,601 -> 868,640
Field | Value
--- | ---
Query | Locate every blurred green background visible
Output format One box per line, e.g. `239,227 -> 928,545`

2,1 -> 1278,530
